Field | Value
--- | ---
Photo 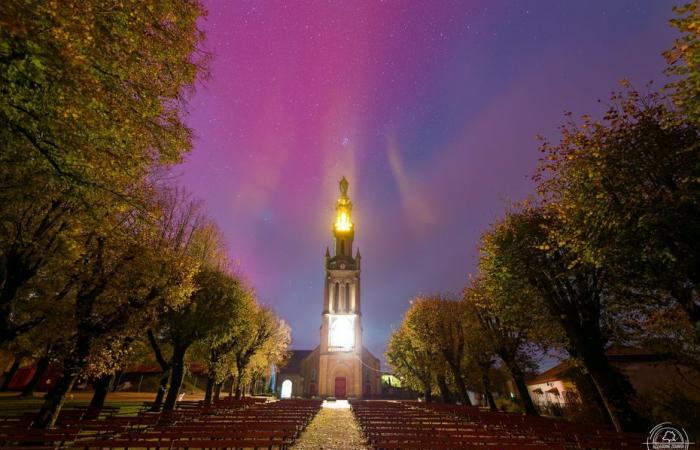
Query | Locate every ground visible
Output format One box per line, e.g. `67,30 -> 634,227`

292,401 -> 370,450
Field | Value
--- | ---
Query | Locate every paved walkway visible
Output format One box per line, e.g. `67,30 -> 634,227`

292,402 -> 370,449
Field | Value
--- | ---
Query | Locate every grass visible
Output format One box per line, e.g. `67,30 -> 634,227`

0,391 -> 163,417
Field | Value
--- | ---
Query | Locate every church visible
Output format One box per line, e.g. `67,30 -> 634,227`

277,177 -> 381,399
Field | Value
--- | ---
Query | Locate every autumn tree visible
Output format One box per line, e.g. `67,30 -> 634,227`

190,282 -> 256,406
478,205 -> 644,431
32,187 -> 201,428
0,0 -> 207,344
464,279 -> 540,416
664,0 -> 700,124
228,306 -> 289,400
239,314 -> 290,397
426,297 -> 473,405
386,323 -> 437,402
398,296 -> 473,405
0,0 -> 206,192
159,267 -> 248,411
142,187 -> 211,411
0,193 -> 81,344
535,89 -> 700,372
459,299 -> 499,411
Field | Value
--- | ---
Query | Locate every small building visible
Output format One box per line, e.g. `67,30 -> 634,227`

527,346 -> 700,409
527,360 -> 578,407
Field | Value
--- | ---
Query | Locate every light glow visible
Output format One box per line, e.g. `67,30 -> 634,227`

334,209 -> 353,232
281,379 -> 292,398
329,315 -> 355,350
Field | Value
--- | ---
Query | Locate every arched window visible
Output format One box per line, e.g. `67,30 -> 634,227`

333,283 -> 339,312
345,284 -> 351,312
329,316 -> 355,349
281,379 -> 292,399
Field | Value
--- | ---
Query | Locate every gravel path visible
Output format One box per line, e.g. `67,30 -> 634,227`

292,407 -> 370,450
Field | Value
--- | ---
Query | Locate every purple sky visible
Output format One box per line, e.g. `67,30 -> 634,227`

178,1 -> 677,365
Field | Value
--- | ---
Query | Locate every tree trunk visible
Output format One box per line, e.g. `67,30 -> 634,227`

163,343 -> 187,411
422,379 -> 433,403
580,345 -> 643,432
111,371 -> 122,392
1,358 -> 20,391
33,337 -> 90,429
34,368 -> 80,429
151,370 -> 170,412
88,374 -> 114,411
0,257 -> 35,345
510,368 -> 539,416
447,362 -> 472,406
436,374 -> 452,404
581,371 -> 613,425
481,374 -> 497,412
204,375 -> 214,406
557,306 -> 642,431
21,355 -> 50,397
234,374 -> 243,400
213,382 -> 222,401
228,377 -> 235,397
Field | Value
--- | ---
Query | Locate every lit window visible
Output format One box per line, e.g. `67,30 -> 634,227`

281,379 -> 292,399
329,315 -> 355,350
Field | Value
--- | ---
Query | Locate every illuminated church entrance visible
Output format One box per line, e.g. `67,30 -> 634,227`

275,177 -> 381,399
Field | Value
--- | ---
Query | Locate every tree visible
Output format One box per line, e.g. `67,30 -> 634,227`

0,0 -> 206,192
33,194 -> 199,428
478,205 -> 643,431
141,187 -> 210,411
0,0 -> 208,345
464,280 -> 539,416
399,295 -> 473,405
535,89 -> 700,371
229,306 -> 289,400
386,324 -> 436,402
0,192 -> 80,345
664,0 -> 700,124
160,267 -> 249,411
192,288 -> 257,406
417,297 -> 472,405
459,300 -> 499,412
239,314 -> 290,397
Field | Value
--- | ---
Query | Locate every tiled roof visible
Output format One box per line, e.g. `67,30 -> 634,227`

279,350 -> 314,374
527,360 -> 577,385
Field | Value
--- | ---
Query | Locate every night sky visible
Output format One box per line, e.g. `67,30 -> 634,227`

178,1 -> 677,365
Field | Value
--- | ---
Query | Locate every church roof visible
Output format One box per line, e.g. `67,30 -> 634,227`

279,349 -> 314,374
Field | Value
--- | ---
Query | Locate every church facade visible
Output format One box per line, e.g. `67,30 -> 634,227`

277,177 -> 380,399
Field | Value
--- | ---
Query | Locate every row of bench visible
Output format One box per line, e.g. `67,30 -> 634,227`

0,398 -> 322,449
350,400 -> 645,449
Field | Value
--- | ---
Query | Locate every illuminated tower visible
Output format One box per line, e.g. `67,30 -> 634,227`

318,176 -> 364,398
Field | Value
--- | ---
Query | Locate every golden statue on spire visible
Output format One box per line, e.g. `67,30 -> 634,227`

334,176 -> 353,232
339,176 -> 349,198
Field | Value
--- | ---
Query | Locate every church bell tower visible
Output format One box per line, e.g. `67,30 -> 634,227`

318,176 -> 364,398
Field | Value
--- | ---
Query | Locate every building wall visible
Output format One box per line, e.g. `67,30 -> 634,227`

613,360 -> 700,402
528,380 -> 577,406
